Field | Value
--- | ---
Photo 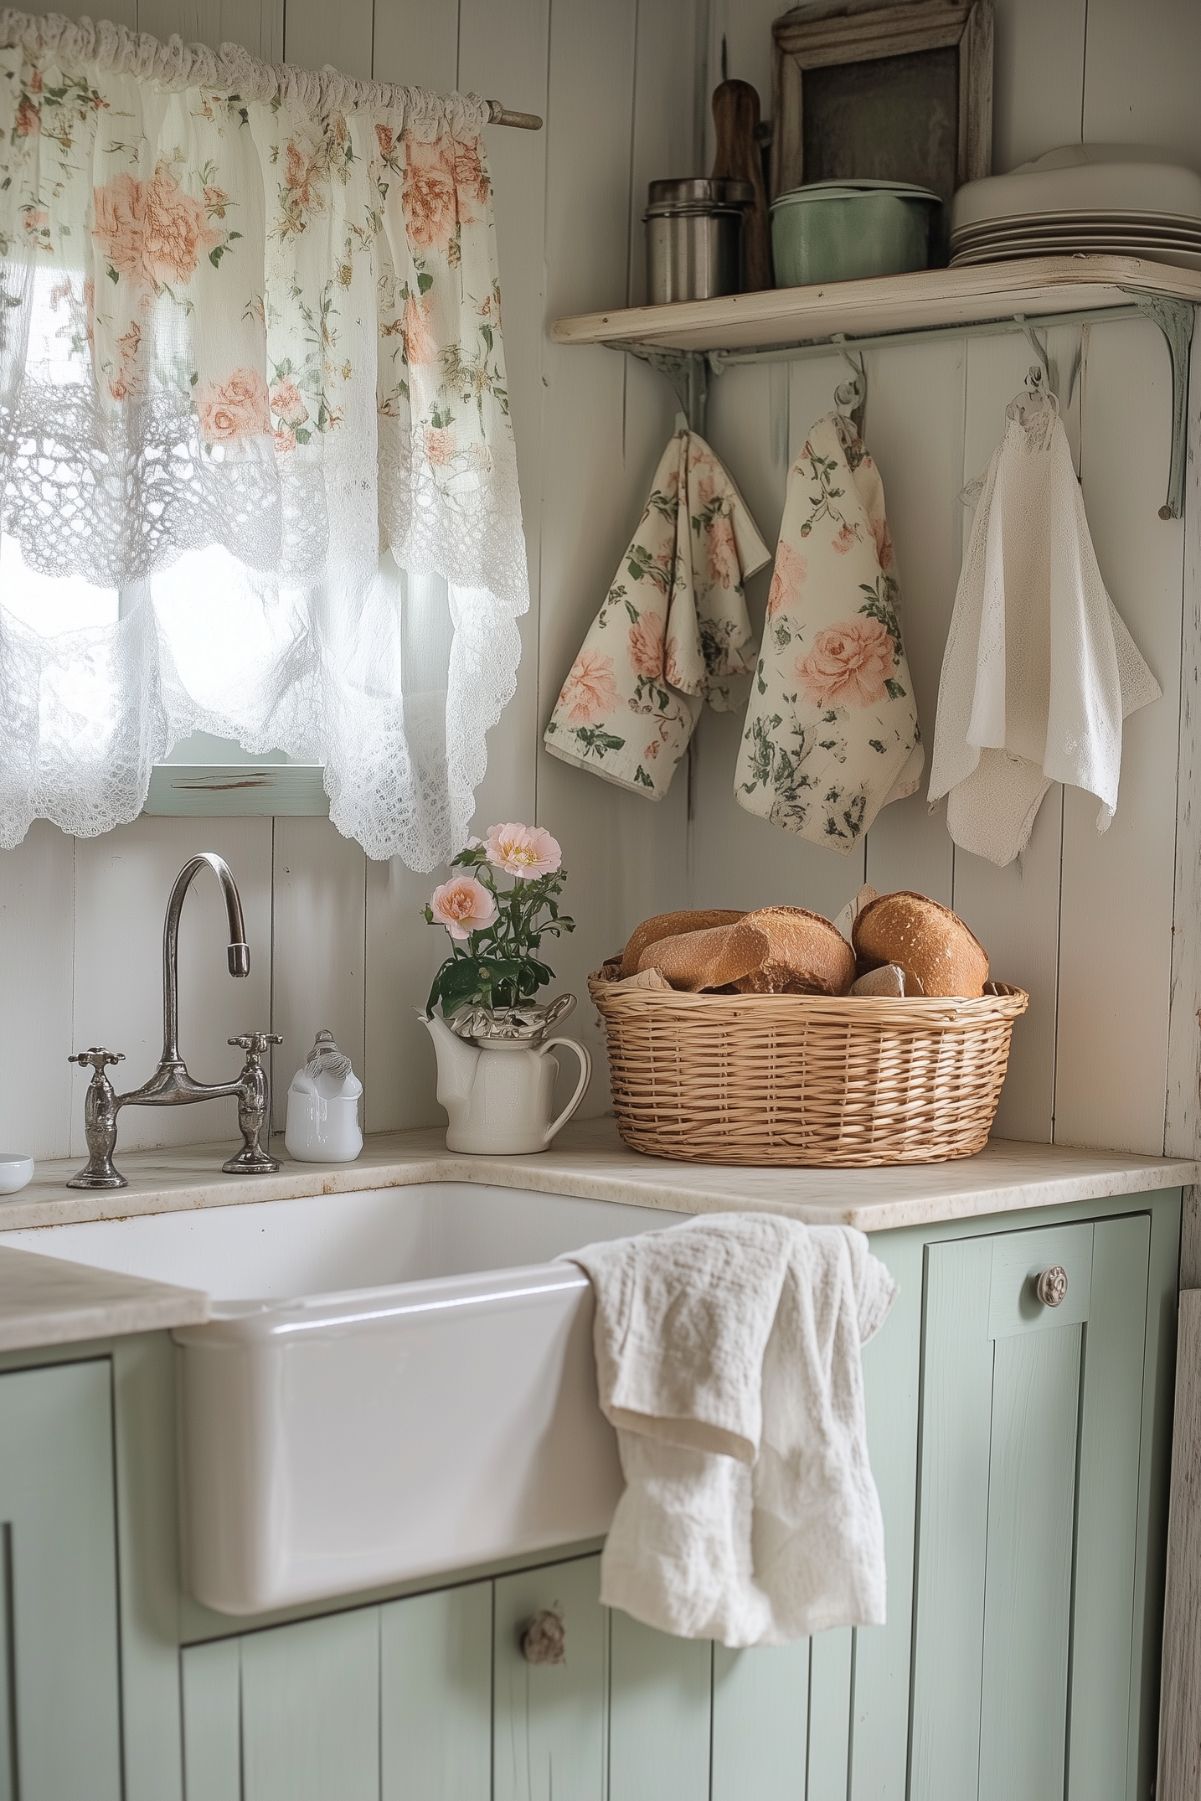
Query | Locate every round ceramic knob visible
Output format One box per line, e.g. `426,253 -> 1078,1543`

520,1609 -> 566,1666
1035,1265 -> 1069,1308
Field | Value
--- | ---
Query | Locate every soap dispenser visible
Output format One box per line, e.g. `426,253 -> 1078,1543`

284,1029 -> 364,1163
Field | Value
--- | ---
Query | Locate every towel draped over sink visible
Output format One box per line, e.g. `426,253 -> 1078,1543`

564,1211 -> 896,1649
543,427 -> 770,798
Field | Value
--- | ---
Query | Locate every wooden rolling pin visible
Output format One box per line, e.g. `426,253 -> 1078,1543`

710,78 -> 772,291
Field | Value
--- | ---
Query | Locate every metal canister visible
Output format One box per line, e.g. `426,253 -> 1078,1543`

644,177 -> 752,304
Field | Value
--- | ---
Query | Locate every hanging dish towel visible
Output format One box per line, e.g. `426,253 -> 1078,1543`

564,1212 -> 896,1649
543,428 -> 770,797
928,390 -> 1161,866
735,413 -> 923,851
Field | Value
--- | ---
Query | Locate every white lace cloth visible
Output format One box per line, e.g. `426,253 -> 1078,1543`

928,389 -> 1160,866
0,10 -> 529,864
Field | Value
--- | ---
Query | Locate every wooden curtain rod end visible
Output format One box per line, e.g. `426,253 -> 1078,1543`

486,100 -> 544,131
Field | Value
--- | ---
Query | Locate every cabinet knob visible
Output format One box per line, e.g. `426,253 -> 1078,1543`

520,1609 -> 566,1666
1035,1265 -> 1069,1308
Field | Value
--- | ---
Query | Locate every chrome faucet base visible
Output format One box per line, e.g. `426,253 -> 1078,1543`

66,1165 -> 128,1192
222,1143 -> 281,1176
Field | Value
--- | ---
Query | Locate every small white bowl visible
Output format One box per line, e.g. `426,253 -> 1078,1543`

0,1154 -> 34,1195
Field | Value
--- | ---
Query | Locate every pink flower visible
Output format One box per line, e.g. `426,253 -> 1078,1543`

483,822 -> 562,880
270,377 -> 308,426
444,134 -> 490,215
28,69 -> 43,94
430,875 -> 498,941
401,294 -> 438,365
831,523 -> 857,556
558,649 -> 618,723
15,95 -> 39,136
664,636 -> 686,688
197,367 -> 270,443
403,135 -> 457,251
21,208 -> 47,234
92,166 -> 218,286
706,512 -> 739,589
767,542 -> 807,619
424,424 -> 455,466
628,611 -> 664,678
375,123 -> 395,160
796,618 -> 895,709
871,515 -> 895,571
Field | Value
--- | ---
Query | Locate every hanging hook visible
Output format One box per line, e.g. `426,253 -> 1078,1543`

831,336 -> 867,436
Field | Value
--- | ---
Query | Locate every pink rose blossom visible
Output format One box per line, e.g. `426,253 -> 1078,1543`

197,367 -> 270,443
430,874 -> 497,941
484,823 -> 562,880
14,96 -> 39,136
92,167 -> 219,287
402,294 -> 438,366
796,618 -> 895,709
628,611 -> 665,678
424,425 -> 455,466
767,542 -> 807,619
831,523 -> 857,556
402,135 -> 457,252
871,515 -> 895,571
270,377 -> 308,426
558,649 -> 618,723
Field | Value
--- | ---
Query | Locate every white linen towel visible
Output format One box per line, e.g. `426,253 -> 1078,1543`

565,1212 -> 896,1649
928,388 -> 1161,866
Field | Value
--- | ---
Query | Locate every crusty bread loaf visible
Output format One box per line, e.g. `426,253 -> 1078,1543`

731,906 -> 855,996
853,891 -> 988,998
637,920 -> 768,992
620,908 -> 745,978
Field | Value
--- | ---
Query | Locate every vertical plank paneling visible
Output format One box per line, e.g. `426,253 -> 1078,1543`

181,1641 -> 241,1801
862,339 -> 964,906
849,1231 -> 925,1801
270,817 -> 366,1128
71,817 -> 273,1153
535,0 -> 642,1105
381,1583 -> 492,1800
136,0 -> 279,56
1069,1215 -> 1151,1801
1158,1289 -> 1201,1801
493,1556 -> 609,1801
977,1329 -> 1081,1801
1056,320 -> 1183,1152
991,0 -> 1086,172
910,1237 -> 994,1800
1083,0 -> 1201,171
806,1629 -> 853,1801
283,0 -> 373,77
0,826 -> 74,1159
608,1611 -> 712,1801
0,1529 -> 11,1801
240,1609 -> 380,1801
949,334 -> 1065,1144
711,1642 -> 809,1801
371,0 -> 458,88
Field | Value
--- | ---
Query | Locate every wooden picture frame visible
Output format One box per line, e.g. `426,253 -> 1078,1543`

770,0 -> 994,208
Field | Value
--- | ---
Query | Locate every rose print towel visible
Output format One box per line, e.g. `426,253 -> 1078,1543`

544,429 -> 771,797
736,412 -> 923,851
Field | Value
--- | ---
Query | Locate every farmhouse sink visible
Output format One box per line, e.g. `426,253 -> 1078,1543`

2,1182 -> 680,1614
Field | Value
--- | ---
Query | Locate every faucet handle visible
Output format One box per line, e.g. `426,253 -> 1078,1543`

228,1032 -> 283,1060
69,1047 -> 125,1073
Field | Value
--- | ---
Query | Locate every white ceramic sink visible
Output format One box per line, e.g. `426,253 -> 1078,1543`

2,1183 -> 680,1614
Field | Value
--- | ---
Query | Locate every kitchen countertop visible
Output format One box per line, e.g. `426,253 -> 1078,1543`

0,1117 -> 1195,1353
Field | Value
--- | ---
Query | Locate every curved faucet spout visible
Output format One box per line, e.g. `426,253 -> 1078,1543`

161,853 -> 249,1064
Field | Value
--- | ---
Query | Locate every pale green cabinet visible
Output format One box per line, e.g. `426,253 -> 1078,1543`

0,1361 -> 123,1801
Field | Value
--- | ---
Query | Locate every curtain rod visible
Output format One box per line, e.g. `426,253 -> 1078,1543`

486,101 -> 543,130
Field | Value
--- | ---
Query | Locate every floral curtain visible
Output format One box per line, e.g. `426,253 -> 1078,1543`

0,9 -> 528,864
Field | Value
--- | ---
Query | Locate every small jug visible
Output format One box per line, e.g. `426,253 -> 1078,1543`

422,998 -> 591,1155
285,1030 -> 364,1163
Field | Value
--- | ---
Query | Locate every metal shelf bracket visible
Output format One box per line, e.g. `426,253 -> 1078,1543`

608,290 -> 1196,519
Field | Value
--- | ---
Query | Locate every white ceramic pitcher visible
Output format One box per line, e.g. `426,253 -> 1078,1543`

423,1008 -> 591,1154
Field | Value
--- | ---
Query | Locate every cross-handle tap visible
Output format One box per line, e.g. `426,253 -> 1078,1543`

66,1049 -> 126,1190
222,1032 -> 284,1175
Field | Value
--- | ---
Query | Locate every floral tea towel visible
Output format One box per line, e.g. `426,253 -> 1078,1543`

736,412 -> 923,851
544,429 -> 771,797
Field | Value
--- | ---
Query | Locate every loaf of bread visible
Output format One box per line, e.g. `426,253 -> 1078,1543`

636,919 -> 768,991
731,906 -> 855,996
852,891 -> 988,998
620,908 -> 745,978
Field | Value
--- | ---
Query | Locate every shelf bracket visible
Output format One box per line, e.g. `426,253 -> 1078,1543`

608,342 -> 710,434
1120,292 -> 1194,520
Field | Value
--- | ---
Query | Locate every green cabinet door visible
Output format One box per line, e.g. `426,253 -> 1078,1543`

0,1360 -> 122,1801
911,1217 -> 1153,1801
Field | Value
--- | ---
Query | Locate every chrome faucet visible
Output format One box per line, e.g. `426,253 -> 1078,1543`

67,853 -> 282,1190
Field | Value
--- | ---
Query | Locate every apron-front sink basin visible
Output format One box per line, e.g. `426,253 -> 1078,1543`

2,1182 -> 679,1614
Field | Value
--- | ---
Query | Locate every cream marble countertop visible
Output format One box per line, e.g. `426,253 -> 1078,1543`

2,1115 -> 1196,1235
0,1245 -> 208,1353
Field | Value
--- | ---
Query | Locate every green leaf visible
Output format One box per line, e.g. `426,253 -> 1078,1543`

417,270 -> 434,294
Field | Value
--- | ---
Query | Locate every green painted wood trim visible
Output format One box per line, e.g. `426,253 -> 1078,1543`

381,1584 -> 492,1799
181,1640 -> 240,1801
807,1629 -> 853,1801
143,765 -> 329,818
239,1609 -> 380,1800
493,1554 -> 609,1801
712,1640 -> 809,1801
608,1611 -> 711,1801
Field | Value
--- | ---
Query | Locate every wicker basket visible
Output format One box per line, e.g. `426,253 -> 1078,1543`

589,967 -> 1029,1167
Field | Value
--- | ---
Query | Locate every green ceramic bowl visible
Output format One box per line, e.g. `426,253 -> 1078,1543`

770,181 -> 941,286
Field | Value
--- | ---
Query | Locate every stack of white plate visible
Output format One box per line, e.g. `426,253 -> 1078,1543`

950,143 -> 1201,271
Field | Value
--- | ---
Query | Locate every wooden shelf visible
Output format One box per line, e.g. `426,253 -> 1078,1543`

551,255 -> 1201,352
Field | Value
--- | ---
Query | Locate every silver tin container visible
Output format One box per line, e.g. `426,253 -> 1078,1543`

644,177 -> 752,304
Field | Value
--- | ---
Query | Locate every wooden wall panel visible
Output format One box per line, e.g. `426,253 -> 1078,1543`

1083,0 -> 1201,173
0,827 -> 75,1159
270,818 -> 366,1129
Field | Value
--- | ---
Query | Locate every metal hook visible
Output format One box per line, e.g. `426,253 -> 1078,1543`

831,337 -> 867,436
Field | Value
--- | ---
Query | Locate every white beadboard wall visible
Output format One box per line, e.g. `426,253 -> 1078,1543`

4,0 -> 1201,1166
0,0 -> 696,1159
